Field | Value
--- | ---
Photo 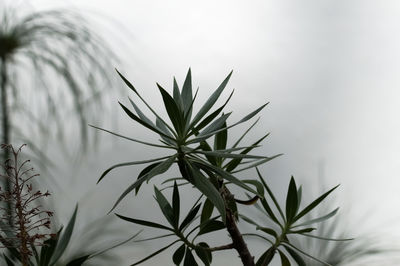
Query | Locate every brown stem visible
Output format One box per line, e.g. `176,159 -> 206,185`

12,150 -> 30,266
221,187 -> 255,266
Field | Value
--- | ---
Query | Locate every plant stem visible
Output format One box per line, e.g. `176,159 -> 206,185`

221,187 -> 255,266
0,56 -> 12,227
12,151 -> 30,266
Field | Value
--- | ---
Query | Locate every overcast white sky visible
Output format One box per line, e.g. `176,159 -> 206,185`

13,0 -> 400,265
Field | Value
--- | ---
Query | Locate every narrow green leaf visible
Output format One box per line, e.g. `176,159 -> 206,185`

158,83 -> 184,136
278,250 -> 291,266
189,90 -> 234,136
293,208 -> 339,228
186,162 -> 226,223
116,69 -> 177,136
179,204 -> 201,231
260,198 -> 281,226
116,214 -> 173,231
195,243 -> 212,266
188,103 -> 267,145
231,118 -> 260,149
49,205 -> 78,266
183,248 -> 198,266
199,141 -> 217,166
198,220 -> 225,236
293,184 -> 339,223
3,254 -> 14,266
97,156 -> 170,184
173,244 -> 186,265
128,97 -> 155,127
173,77 -> 184,112
284,246 -> 306,266
231,155 -> 282,174
196,150 -> 270,160
214,121 -> 227,166
181,68 -> 193,116
173,182 -> 180,227
90,125 -> 174,149
257,168 -> 286,222
189,71 -> 233,129
288,228 -> 316,234
256,247 -> 275,266
282,242 -> 332,266
131,240 -> 179,266
300,233 -> 353,241
135,162 -> 162,194
286,176 -> 298,223
297,186 -> 303,210
133,233 -> 174,243
110,156 -> 176,212
65,255 -> 91,266
256,226 -> 278,239
225,132 -> 270,172
119,102 -> 176,140
90,231 -> 142,258
200,198 -> 214,226
39,233 -> 59,266
154,186 -> 176,228
156,117 -> 175,143
195,161 -> 260,197
197,113 -> 231,139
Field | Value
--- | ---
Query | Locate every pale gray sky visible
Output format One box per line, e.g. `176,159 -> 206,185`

18,0 -> 400,265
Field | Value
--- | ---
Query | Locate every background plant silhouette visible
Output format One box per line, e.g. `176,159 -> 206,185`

0,2 -> 120,163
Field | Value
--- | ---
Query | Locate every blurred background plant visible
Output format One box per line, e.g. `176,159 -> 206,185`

0,144 -> 140,266
0,1 -> 120,166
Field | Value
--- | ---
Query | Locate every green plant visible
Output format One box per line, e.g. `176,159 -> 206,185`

95,69 -> 348,265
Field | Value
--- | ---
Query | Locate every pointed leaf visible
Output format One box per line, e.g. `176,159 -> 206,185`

179,204 -> 201,231
257,168 -> 286,222
173,244 -> 186,265
278,250 -> 291,266
256,226 -> 278,239
293,184 -> 339,223
90,125 -> 174,149
181,68 -> 193,116
116,214 -> 173,231
154,186 -> 176,228
173,77 -> 184,112
135,162 -> 162,194
195,243 -> 212,266
186,162 -> 226,223
190,71 -> 233,128
116,70 -> 177,136
120,102 -> 176,140
286,176 -> 298,223
256,247 -> 275,266
198,220 -> 225,236
200,198 -> 214,225
131,240 -> 179,266
110,156 -> 176,212
49,205 -> 78,266
284,246 -> 306,266
190,91 -> 234,136
173,182 -> 180,227
293,208 -> 339,228
183,248 -> 198,266
98,156 -> 170,184
158,84 -> 184,136
65,255 -> 91,266
195,162 -> 259,196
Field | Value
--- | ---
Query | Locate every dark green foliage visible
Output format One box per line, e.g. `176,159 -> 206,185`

96,70 -> 346,265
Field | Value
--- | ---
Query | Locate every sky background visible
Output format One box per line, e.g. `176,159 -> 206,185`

11,0 -> 400,265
